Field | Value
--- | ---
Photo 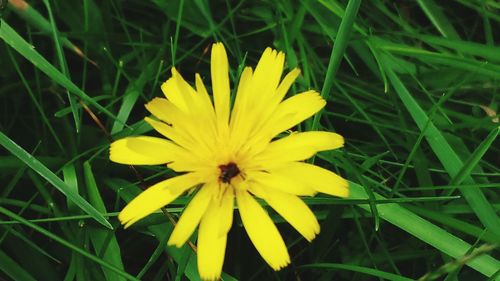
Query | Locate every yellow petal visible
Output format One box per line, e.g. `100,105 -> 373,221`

270,162 -> 349,197
252,48 -> 285,98
211,43 -> 230,128
160,68 -> 193,113
145,98 -> 215,159
118,173 -> 201,228
217,187 -> 235,236
195,73 -> 217,133
167,184 -> 215,247
236,50 -> 286,145
230,67 -> 253,135
236,190 -> 290,270
254,132 -> 344,164
109,136 -> 180,165
274,68 -> 301,103
251,185 -> 320,242
144,97 -> 181,125
144,117 -> 193,149
197,192 -> 231,281
246,171 -> 316,196
265,90 -> 326,139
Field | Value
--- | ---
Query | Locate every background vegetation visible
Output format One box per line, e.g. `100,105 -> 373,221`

0,0 -> 499,280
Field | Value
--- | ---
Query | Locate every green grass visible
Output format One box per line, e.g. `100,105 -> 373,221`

1,0 -> 499,280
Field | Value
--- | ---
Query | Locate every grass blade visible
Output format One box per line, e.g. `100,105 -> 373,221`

84,161 -> 126,281
416,0 -> 460,39
0,130 -> 112,229
449,127 -> 499,187
349,182 -> 500,278
300,263 -> 414,281
0,20 -> 119,123
0,250 -> 37,281
383,59 -> 500,237
0,206 -> 138,281
311,0 -> 362,130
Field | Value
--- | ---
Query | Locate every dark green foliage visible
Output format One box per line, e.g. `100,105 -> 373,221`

0,0 -> 499,280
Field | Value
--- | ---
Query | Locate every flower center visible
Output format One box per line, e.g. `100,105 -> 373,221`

218,162 -> 240,184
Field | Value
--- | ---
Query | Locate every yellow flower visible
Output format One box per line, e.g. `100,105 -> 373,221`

110,43 -> 348,280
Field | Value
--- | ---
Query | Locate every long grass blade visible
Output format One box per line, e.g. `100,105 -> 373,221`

0,130 -> 112,229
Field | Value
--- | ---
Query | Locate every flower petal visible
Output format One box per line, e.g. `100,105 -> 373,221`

251,48 -> 285,103
270,162 -> 349,197
160,67 -> 193,113
266,90 -> 326,138
230,49 -> 290,153
229,67 -> 254,143
246,171 -> 316,196
211,43 -> 230,128
144,97 -> 182,125
167,183 -> 215,247
249,184 -> 319,242
274,68 -> 301,103
197,191 -> 233,281
236,190 -> 290,270
145,98 -> 215,158
118,173 -> 201,228
217,187 -> 235,236
110,136 -> 180,165
254,131 -> 344,165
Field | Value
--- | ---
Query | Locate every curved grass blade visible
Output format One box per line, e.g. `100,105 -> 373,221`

416,0 -> 460,39
0,20 -> 120,123
349,181 -> 500,278
7,0 -> 88,59
42,0 -> 80,132
300,263 -> 414,281
84,161 -> 126,281
383,59 -> 500,237
448,127 -> 499,188
311,0 -> 362,130
0,206 -> 138,281
0,130 -> 112,229
0,250 -> 37,281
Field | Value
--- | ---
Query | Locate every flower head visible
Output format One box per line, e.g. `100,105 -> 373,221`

110,43 -> 348,280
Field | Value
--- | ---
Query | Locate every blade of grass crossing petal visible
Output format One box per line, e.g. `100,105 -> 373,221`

0,206 -> 138,281
383,61 -> 500,237
300,263 -> 414,281
105,178 -> 237,280
0,20 -> 119,123
0,250 -> 37,281
84,162 -> 126,281
416,0 -> 460,39
43,0 -> 80,131
311,0 -> 362,130
348,182 -> 500,278
0,131 -> 112,229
